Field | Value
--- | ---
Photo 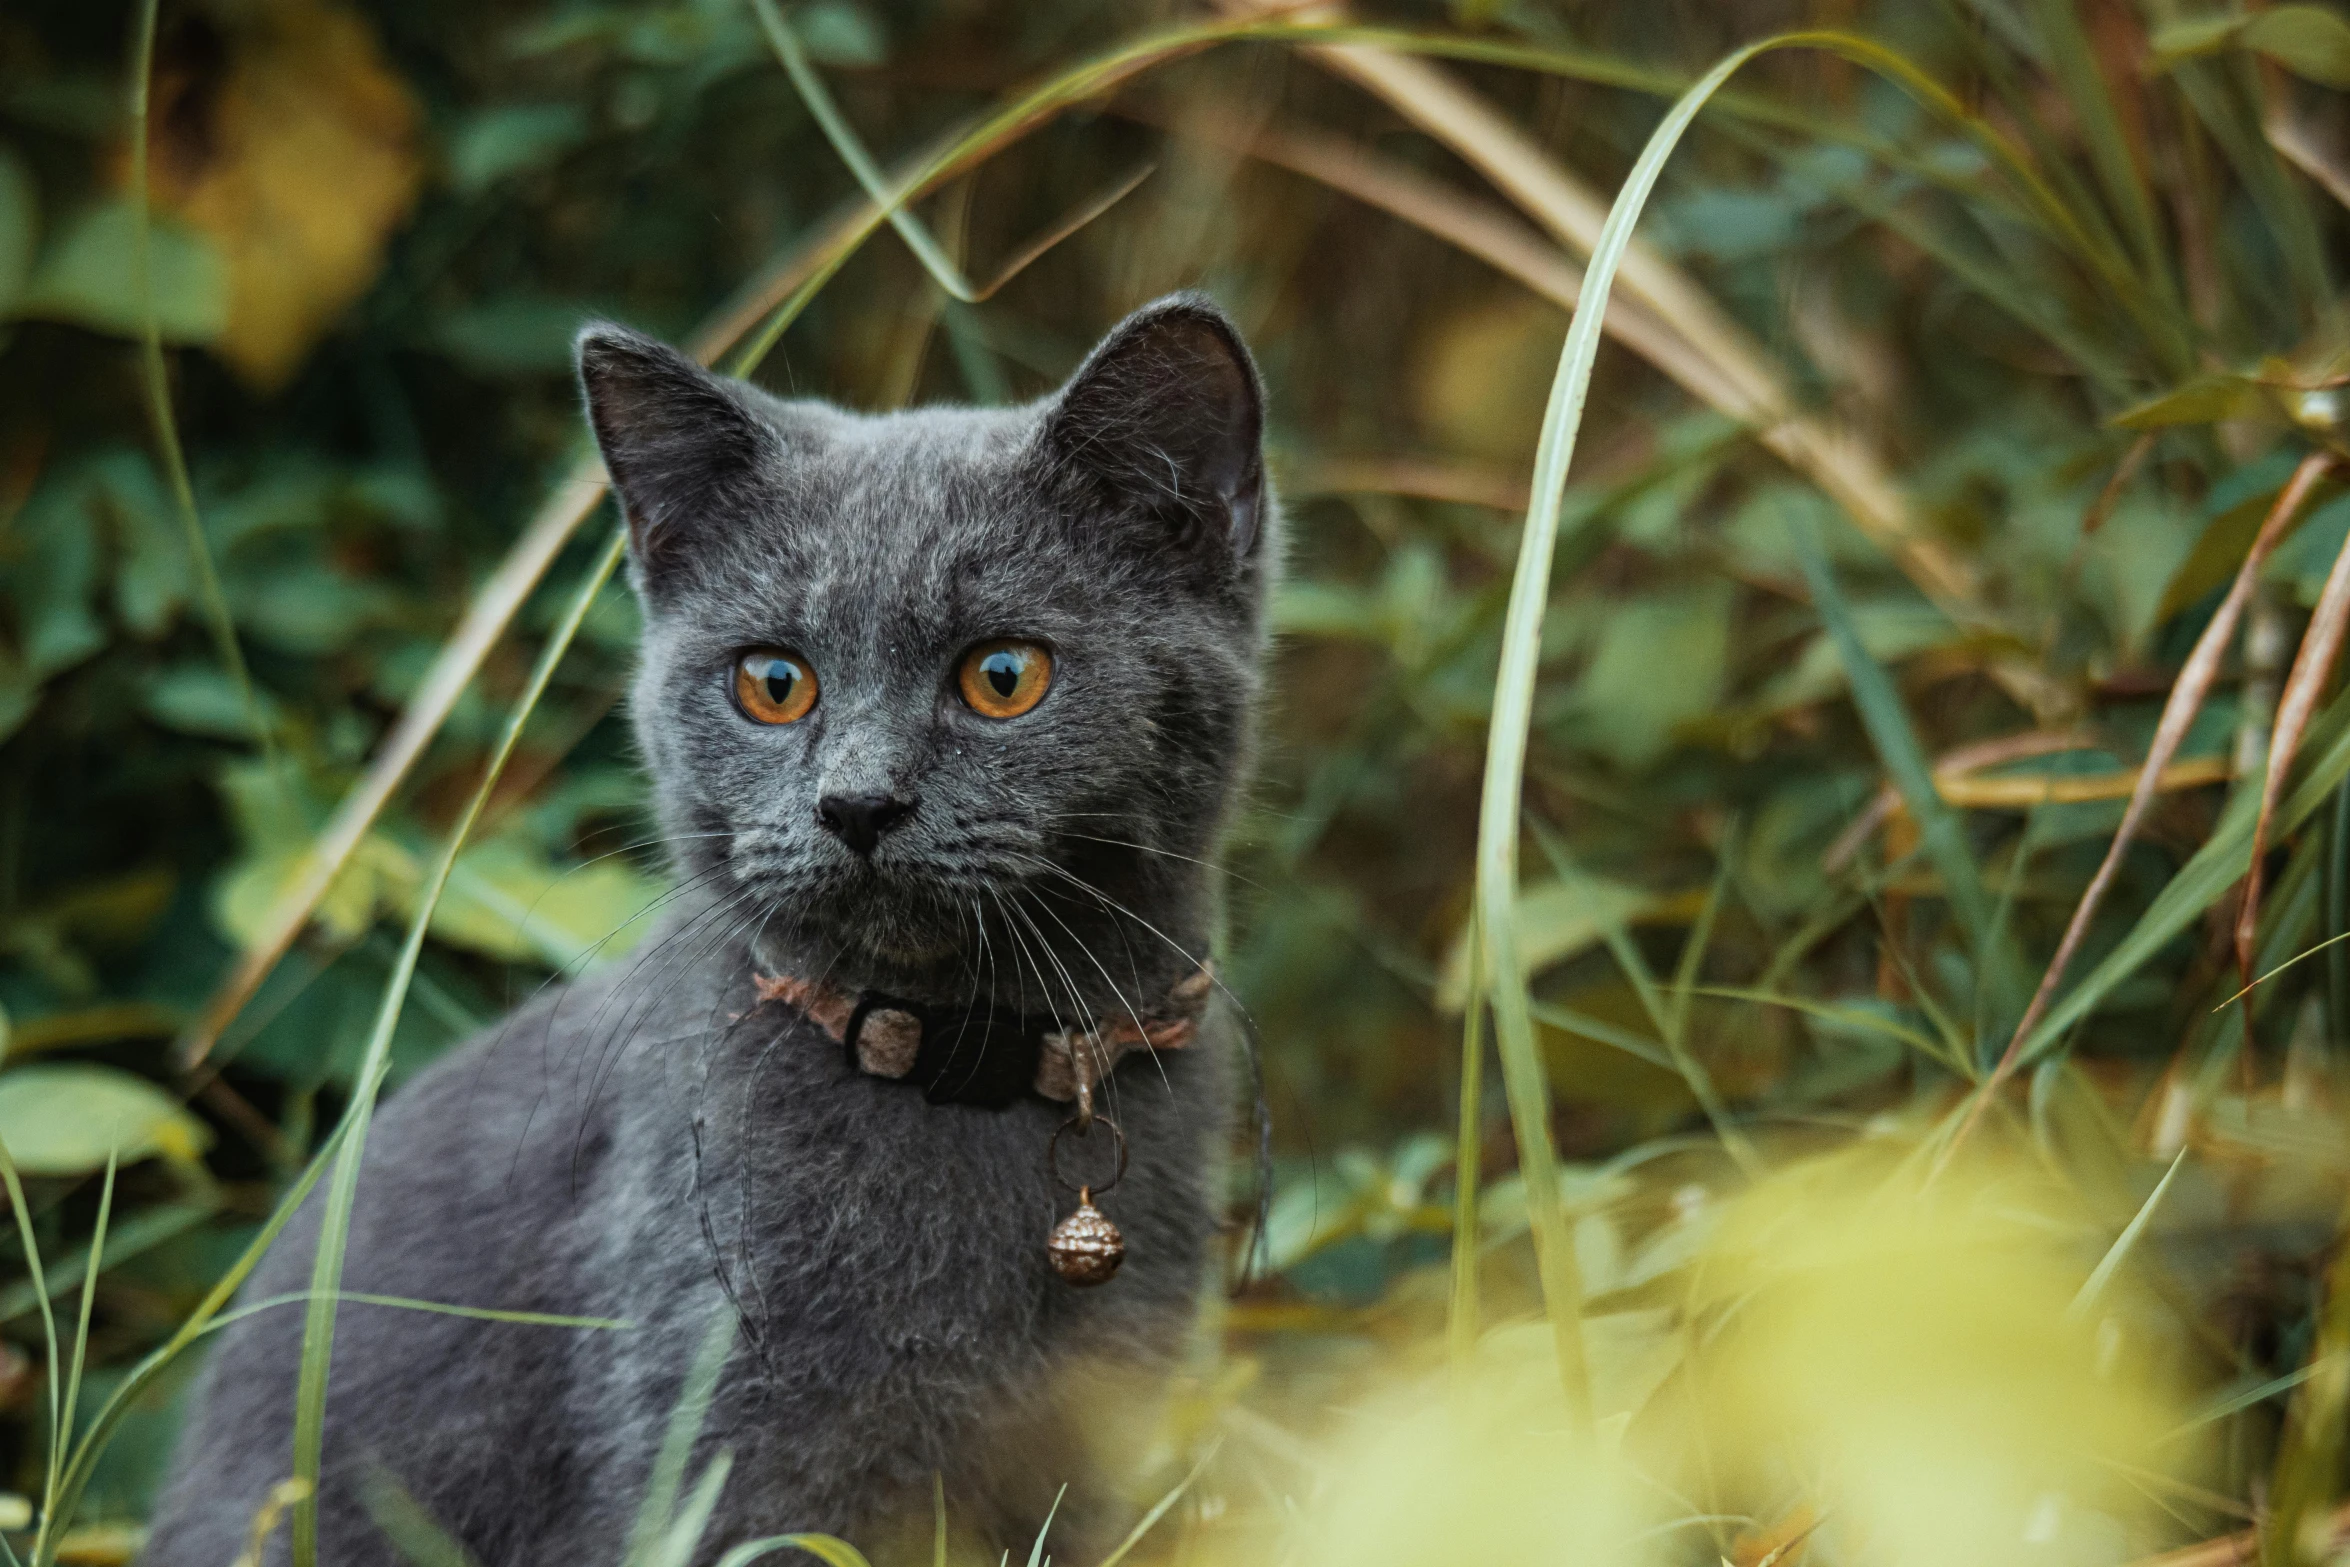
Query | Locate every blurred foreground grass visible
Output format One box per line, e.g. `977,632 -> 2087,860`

3,0 -> 2350,1561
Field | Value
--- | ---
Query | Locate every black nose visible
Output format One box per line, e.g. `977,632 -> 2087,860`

816,793 -> 914,856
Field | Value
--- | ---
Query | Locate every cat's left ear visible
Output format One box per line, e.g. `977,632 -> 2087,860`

1043,293 -> 1267,562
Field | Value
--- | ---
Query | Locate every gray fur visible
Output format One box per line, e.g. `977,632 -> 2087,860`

140,295 -> 1275,1567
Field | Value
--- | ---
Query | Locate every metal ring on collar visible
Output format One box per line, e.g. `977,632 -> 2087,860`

1047,1112 -> 1127,1196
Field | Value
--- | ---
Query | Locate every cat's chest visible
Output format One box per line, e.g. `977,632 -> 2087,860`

681,1040 -> 1072,1355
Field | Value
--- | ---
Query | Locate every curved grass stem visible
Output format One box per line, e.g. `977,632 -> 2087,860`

286,526 -> 630,1567
126,0 -> 279,781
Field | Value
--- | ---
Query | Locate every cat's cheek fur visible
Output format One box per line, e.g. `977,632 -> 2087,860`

141,294 -> 1273,1567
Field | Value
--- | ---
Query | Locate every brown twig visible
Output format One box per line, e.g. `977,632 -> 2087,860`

1942,452 -> 2336,1164
2235,458 -> 2350,992
2085,431 -> 2158,537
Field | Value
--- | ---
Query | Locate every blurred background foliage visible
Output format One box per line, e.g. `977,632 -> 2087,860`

3,0 -> 2350,1559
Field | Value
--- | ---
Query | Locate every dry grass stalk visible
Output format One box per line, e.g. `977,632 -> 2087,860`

1283,454 -> 1533,512
1220,0 -> 1983,617
1941,756 -> 2233,808
1946,452 -> 2338,1160
2268,112 -> 2350,214
2234,457 -> 2349,991
1145,109 -> 1749,414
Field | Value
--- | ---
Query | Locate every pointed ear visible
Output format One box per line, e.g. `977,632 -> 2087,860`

1042,294 -> 1267,561
576,323 -> 771,577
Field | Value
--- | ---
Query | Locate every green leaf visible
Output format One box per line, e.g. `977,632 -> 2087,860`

13,199 -> 227,343
0,1065 -> 212,1175
797,1 -> 887,66
87,451 -> 183,638
1573,585 -> 1732,769
2244,6 -> 2350,86
1438,876 -> 1672,1009
432,294 -> 601,377
447,104 -> 590,194
2112,373 -> 2267,431
2149,12 -> 2249,62
2153,7 -> 2350,85
142,664 -> 281,740
422,836 -> 663,970
8,468 -> 108,684
0,146 -> 36,316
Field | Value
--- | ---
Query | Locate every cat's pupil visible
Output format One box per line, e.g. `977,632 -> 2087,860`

763,663 -> 797,703
982,652 -> 1020,697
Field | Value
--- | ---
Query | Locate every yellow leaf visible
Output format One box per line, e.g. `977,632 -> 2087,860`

213,833 -> 412,951
134,0 -> 423,389
0,1063 -> 213,1174
1437,878 -> 1702,1010
417,835 -> 664,970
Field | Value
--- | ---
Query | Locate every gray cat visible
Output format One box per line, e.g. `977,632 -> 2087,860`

140,294 -> 1274,1567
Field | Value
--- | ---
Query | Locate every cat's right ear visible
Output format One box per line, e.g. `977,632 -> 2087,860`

576,323 -> 770,579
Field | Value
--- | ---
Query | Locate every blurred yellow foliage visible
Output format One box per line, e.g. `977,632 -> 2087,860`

1676,1148 -> 2194,1567
1225,1144 -> 2200,1567
135,0 -> 422,389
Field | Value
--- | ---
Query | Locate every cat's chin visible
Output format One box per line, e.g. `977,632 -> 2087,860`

750,895 -> 973,990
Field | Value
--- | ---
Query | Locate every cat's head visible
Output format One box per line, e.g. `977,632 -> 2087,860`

577,295 -> 1273,1005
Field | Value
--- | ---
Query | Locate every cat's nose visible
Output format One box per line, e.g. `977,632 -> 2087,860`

816,792 -> 915,856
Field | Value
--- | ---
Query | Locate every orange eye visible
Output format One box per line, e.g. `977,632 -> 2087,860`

957,640 -> 1053,719
734,649 -> 818,724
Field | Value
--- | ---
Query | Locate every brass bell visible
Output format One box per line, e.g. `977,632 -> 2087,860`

1047,1188 -> 1125,1286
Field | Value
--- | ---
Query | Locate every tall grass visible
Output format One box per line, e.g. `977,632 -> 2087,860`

11,0 -> 2348,1561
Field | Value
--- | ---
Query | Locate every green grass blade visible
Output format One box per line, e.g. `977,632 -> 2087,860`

1668,826 -> 1736,1046
748,0 -> 980,302
2167,58 -> 2333,318
1527,824 -> 1760,1174
51,1151 -> 113,1546
1097,1441 -> 1218,1567
1785,513 -> 1988,939
1525,999 -> 1676,1071
35,1107 -> 354,1567
715,1537 -> 875,1567
0,1144 -> 60,1556
290,527 -> 631,1567
624,1305 -> 739,1567
220,1292 -> 631,1333
1021,1485 -> 1066,1567
1788,509 -> 2020,1026
0,1200 -> 218,1327
1462,26 -> 2109,1410
652,1450 -> 734,1567
1448,914 -> 1486,1374
1694,986 -> 1960,1070
361,1468 -> 482,1567
2021,0 -> 2181,332
2025,687 -> 2350,1063
2070,1149 -> 2186,1319
1469,31 -> 1817,1427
